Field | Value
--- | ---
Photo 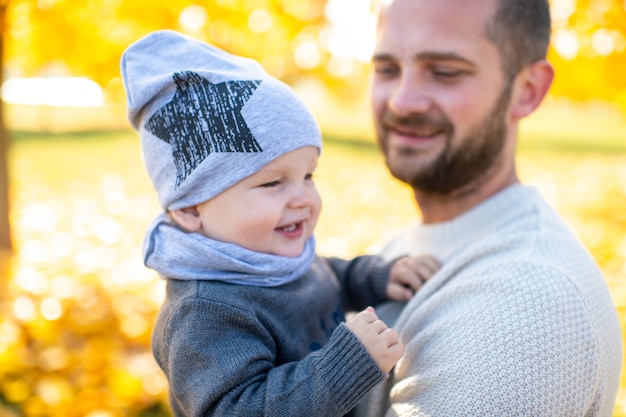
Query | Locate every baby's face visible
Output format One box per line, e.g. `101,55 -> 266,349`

196,146 -> 321,257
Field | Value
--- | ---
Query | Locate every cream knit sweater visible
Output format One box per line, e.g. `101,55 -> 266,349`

356,184 -> 622,417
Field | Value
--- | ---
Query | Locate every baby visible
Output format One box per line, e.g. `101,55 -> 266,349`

121,30 -> 439,417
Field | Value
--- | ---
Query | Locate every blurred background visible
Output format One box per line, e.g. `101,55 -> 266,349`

0,0 -> 623,416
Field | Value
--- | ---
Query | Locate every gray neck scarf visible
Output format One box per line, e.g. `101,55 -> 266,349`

143,214 -> 316,287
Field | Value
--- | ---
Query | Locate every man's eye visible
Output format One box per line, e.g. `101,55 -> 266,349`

434,70 -> 465,80
373,63 -> 399,78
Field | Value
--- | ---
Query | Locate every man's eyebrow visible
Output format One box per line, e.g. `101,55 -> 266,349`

372,51 -> 474,65
415,51 -> 474,64
371,53 -> 394,62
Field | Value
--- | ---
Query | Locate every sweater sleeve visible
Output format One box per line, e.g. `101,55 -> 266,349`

155,295 -> 387,417
323,255 -> 396,310
384,262 -> 603,417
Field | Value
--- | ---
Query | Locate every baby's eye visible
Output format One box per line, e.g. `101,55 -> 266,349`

260,180 -> 281,188
305,173 -> 314,181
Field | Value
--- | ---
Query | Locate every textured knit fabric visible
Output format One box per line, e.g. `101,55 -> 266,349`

152,255 -> 396,416
120,30 -> 322,211
143,213 -> 316,287
355,184 -> 622,417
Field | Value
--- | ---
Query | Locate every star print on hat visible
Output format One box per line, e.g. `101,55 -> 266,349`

145,72 -> 263,187
120,30 -> 322,211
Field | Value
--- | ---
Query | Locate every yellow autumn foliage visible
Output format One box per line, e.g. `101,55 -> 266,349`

2,0 -> 625,110
0,123 -> 624,416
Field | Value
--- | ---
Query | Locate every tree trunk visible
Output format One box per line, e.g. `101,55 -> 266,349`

0,4 -> 12,251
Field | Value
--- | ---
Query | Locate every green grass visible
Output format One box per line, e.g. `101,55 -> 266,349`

518,101 -> 626,154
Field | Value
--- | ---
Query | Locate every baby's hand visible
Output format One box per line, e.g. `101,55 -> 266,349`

345,307 -> 404,373
387,255 -> 440,301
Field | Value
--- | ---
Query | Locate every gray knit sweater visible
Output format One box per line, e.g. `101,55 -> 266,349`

152,255 -> 395,416
355,184 -> 622,417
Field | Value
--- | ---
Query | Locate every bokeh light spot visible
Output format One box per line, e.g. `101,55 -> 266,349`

179,4 -> 208,32
15,266 -> 48,294
93,216 -> 123,245
50,275 -> 78,299
36,377 -> 69,406
553,29 -> 579,60
40,297 -> 63,321
143,373 -> 167,396
39,346 -> 68,372
121,314 -> 148,338
18,202 -> 58,234
0,320 -> 21,353
324,0 -> 375,62
248,9 -> 273,33
295,41 -> 320,69
14,296 -> 36,321
19,239 -> 50,264
592,29 -> 616,56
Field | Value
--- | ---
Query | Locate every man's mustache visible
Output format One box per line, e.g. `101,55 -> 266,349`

381,111 -> 452,133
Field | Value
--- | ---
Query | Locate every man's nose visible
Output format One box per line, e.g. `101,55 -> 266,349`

388,72 -> 433,116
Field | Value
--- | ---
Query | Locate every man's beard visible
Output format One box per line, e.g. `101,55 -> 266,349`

379,84 -> 512,195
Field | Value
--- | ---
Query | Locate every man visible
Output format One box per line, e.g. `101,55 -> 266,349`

356,0 -> 623,415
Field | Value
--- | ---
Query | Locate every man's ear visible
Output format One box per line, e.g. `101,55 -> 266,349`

170,206 -> 202,232
510,60 -> 554,120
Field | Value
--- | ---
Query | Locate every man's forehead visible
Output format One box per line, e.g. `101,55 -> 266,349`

377,0 -> 496,30
380,0 -> 496,13
374,0 -> 498,55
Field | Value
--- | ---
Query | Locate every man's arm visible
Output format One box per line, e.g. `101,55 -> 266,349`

387,263 -> 600,416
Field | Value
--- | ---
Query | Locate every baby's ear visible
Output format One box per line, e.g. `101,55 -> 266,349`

170,206 -> 202,232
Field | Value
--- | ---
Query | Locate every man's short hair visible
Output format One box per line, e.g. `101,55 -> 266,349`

486,0 -> 551,80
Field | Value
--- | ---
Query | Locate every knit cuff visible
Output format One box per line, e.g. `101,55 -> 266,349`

317,323 -> 387,413
368,257 -> 398,302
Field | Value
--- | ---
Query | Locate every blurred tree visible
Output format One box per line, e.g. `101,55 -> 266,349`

2,0 -> 625,107
0,1 -> 10,250
548,0 -> 626,112
4,0 -> 333,95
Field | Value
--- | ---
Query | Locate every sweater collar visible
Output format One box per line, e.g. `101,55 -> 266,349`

381,184 -> 539,262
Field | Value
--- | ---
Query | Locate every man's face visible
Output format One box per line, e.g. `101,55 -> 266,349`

371,0 -> 513,194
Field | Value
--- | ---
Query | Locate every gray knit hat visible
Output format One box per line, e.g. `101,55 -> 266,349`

120,30 -> 322,211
